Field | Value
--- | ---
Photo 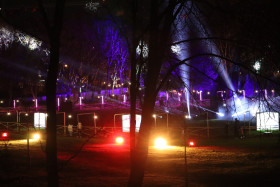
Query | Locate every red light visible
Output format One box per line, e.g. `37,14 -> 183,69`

2,132 -> 8,138
189,141 -> 195,147
115,137 -> 124,144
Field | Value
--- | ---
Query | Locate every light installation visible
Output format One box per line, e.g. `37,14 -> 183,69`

122,114 -> 141,132
34,113 -> 47,128
256,112 -> 279,131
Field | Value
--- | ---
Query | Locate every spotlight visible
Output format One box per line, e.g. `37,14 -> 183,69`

33,133 -> 40,140
154,137 -> 167,149
115,137 -> 124,144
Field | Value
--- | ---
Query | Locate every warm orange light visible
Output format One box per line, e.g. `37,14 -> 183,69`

116,137 -> 124,144
154,137 -> 167,149
33,133 -> 40,140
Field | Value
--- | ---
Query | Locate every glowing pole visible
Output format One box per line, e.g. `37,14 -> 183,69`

123,94 -> 126,103
101,96 -> 104,105
13,100 -> 16,108
57,98 -> 60,111
264,89 -> 267,99
166,92 -> 169,106
153,114 -> 157,128
93,113 -> 97,135
35,99 -> 38,110
199,91 -> 203,101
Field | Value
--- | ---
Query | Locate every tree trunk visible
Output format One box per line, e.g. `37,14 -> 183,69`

44,1 -> 65,186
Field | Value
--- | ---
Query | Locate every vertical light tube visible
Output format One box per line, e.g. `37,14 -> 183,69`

35,99 -> 38,108
79,97 -> 82,105
13,100 -> 16,108
101,96 -> 104,105
123,94 -> 126,103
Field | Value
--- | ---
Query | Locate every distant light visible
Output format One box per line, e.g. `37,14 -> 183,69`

189,140 -> 195,147
153,114 -> 156,118
7,112 -> 11,116
64,64 -> 68,68
116,137 -> 124,144
0,100 -> 3,103
93,115 -> 98,119
253,61 -> 261,71
223,103 -> 227,107
207,92 -> 210,95
25,113 -> 29,116
154,137 -> 167,149
271,90 -> 274,93
255,90 -> 259,93
68,115 -> 72,118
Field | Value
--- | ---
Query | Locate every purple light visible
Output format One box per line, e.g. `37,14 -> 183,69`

35,99 -> 38,108
57,98 -> 60,107
13,100 -> 16,108
79,97 -> 82,105
199,91 -> 202,101
123,94 -> 126,103
101,96 -> 104,105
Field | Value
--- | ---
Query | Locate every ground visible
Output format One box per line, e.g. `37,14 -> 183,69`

1,134 -> 280,186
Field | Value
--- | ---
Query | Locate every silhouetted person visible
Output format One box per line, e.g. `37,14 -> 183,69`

234,118 -> 240,138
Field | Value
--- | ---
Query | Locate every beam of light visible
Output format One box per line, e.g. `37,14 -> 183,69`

193,104 -> 223,117
185,3 -> 238,102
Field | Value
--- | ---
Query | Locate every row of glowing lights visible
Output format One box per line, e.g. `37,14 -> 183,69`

1,131 -> 41,140
1,131 -> 194,149
5,112 -> 98,120
2,89 -> 275,106
115,136 -> 195,149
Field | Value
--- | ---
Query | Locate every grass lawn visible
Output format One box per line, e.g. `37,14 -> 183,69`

1,132 -> 280,186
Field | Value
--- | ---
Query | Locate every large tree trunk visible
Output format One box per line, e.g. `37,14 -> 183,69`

128,1 -> 179,186
44,1 -> 65,186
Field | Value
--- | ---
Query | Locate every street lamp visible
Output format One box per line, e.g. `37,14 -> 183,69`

93,113 -> 98,134
153,114 -> 157,128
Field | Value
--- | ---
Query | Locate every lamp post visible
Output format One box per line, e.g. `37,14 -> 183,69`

93,113 -> 98,135
153,114 -> 157,128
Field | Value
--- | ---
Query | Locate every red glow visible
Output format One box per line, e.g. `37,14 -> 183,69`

115,137 -> 124,144
2,132 -> 8,138
189,141 -> 195,147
